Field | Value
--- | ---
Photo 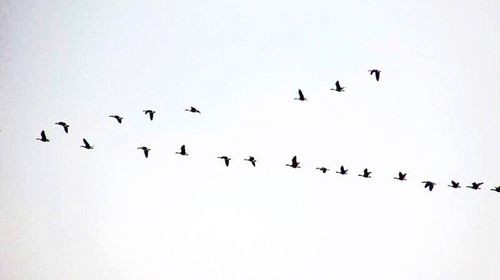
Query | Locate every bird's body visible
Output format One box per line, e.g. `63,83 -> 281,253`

109,115 -> 123,123
316,167 -> 330,173
185,106 -> 201,114
448,181 -> 461,188
218,156 -> 231,167
55,122 -> 69,133
37,130 -> 50,142
358,168 -> 372,178
394,172 -> 407,181
176,145 -> 188,156
143,110 -> 155,121
286,156 -> 300,168
81,138 -> 94,149
467,182 -> 483,190
137,146 -> 150,158
422,181 -> 436,191
336,165 -> 348,175
244,156 -> 256,167
368,69 -> 381,81
491,186 -> 500,192
294,89 -> 307,101
330,81 -> 345,92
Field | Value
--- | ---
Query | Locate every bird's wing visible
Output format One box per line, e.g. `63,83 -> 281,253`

375,71 -> 380,81
64,126 -> 68,133
336,81 -> 340,87
292,156 -> 297,164
83,138 -> 90,146
144,150 -> 149,158
181,145 -> 185,153
298,90 -> 304,99
251,161 -> 255,167
41,130 -> 46,138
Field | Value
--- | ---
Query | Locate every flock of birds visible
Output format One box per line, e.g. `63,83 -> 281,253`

34,70 -> 499,193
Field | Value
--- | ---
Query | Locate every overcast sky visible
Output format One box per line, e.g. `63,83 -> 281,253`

1,0 -> 500,279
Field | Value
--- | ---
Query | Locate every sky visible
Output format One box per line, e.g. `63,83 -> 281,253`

1,0 -> 500,279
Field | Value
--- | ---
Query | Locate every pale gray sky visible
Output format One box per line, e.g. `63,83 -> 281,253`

1,0 -> 500,279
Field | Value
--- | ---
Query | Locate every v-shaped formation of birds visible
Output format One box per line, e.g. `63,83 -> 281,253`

34,71 -> 499,193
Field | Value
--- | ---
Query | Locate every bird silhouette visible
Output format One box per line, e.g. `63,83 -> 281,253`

467,182 -> 483,190
316,167 -> 330,173
176,145 -> 188,156
330,81 -> 345,92
421,181 -> 436,191
37,130 -> 49,142
394,172 -> 407,181
81,138 -> 94,149
294,89 -> 307,101
491,186 -> 500,192
137,146 -> 150,158
358,168 -> 372,178
218,156 -> 231,167
368,69 -> 381,81
244,156 -> 256,167
109,115 -> 123,123
185,106 -> 201,114
55,122 -> 69,133
286,156 -> 301,168
448,181 -> 461,188
336,165 -> 348,175
143,110 -> 155,121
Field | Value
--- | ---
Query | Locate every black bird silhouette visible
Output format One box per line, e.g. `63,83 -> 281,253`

176,145 -> 188,156
467,182 -> 483,190
185,106 -> 201,114
143,110 -> 155,121
394,172 -> 407,181
491,186 -> 500,192
37,130 -> 49,142
336,165 -> 348,175
109,115 -> 123,123
421,181 -> 436,191
286,156 -> 301,168
218,156 -> 231,167
358,168 -> 372,178
81,138 -> 94,149
368,69 -> 381,81
137,146 -> 150,158
244,156 -> 256,167
55,122 -> 69,133
316,167 -> 330,173
448,181 -> 461,188
294,89 -> 307,101
330,81 -> 345,92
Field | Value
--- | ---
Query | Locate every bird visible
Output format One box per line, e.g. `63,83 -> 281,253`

286,156 -> 301,168
394,172 -> 407,181
421,181 -> 436,191
294,89 -> 307,101
368,69 -> 381,81
55,121 -> 69,133
330,81 -> 345,92
109,115 -> 123,123
244,156 -> 256,167
176,145 -> 188,156
490,186 -> 500,192
358,168 -> 372,178
336,165 -> 348,175
81,138 -> 94,149
36,130 -> 50,142
185,106 -> 201,114
467,182 -> 483,190
448,181 -> 461,188
137,146 -> 150,158
143,110 -> 155,121
218,156 -> 231,167
316,167 -> 330,173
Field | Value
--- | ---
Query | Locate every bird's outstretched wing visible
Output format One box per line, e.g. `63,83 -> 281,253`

180,145 -> 185,154
83,138 -> 90,146
144,149 -> 149,158
375,71 -> 380,81
41,130 -> 47,138
298,90 -> 304,99
336,81 -> 340,88
292,156 -> 298,165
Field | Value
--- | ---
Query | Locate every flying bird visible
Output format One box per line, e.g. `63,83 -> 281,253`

421,181 -> 436,191
358,168 -> 372,178
109,115 -> 123,123
37,130 -> 49,142
81,138 -> 94,149
394,172 -> 407,181
294,89 -> 307,101
316,167 -> 330,173
244,156 -> 256,167
55,121 -> 69,133
143,110 -> 155,121
448,181 -> 461,188
185,106 -> 201,114
368,69 -> 381,81
467,182 -> 483,190
286,156 -> 301,168
336,165 -> 348,175
218,156 -> 231,167
330,81 -> 345,92
176,145 -> 188,156
491,186 -> 500,192
137,146 -> 150,158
